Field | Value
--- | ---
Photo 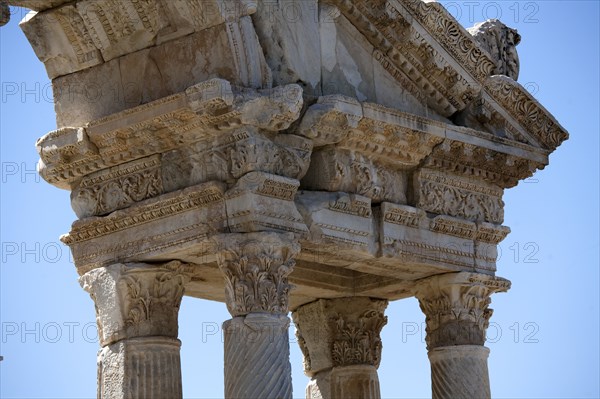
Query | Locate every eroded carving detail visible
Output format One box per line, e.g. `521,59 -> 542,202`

292,297 -> 388,376
331,309 -> 387,368
468,19 -> 520,80
214,232 -> 300,317
414,272 -> 510,350
485,76 -> 569,150
303,148 -> 407,204
414,169 -> 504,224
79,261 -> 190,346
72,155 -> 163,218
37,79 -> 303,189
63,182 -> 225,245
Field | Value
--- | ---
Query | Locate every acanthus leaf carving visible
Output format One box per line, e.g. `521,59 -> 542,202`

214,232 -> 300,317
79,261 -> 191,346
414,168 -> 504,224
71,155 -> 163,218
292,298 -> 388,376
330,308 -> 388,368
414,272 -> 510,350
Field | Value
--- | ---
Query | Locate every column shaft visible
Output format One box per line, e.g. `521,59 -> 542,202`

98,337 -> 183,399
415,272 -> 510,399
429,346 -> 490,399
224,314 -> 292,398
214,232 -> 300,399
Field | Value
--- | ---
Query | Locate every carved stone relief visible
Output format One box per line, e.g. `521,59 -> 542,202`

414,272 -> 511,350
79,261 -> 190,346
302,148 -> 408,204
414,168 -> 504,224
292,297 -> 388,375
213,232 -> 300,317
468,19 -> 521,80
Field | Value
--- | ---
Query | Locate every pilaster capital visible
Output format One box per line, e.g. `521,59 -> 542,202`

213,232 -> 300,317
292,297 -> 388,376
414,272 -> 510,350
79,261 -> 190,346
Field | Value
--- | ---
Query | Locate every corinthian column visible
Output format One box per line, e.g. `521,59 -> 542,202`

414,272 -> 511,399
214,232 -> 301,399
292,297 -> 388,399
79,262 -> 190,399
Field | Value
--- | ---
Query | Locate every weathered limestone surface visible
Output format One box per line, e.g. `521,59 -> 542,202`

215,232 -> 300,399
293,297 -> 388,399
79,262 -> 189,399
7,0 -> 569,397
414,272 -> 511,399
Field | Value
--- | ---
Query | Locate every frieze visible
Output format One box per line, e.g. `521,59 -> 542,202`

414,168 -> 504,224
162,128 -> 312,193
302,148 -> 408,204
62,182 -> 226,245
36,79 -> 304,189
71,155 -> 163,218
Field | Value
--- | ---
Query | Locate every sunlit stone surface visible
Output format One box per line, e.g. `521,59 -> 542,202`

6,0 -> 568,397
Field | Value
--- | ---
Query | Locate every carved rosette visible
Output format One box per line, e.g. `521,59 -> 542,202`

213,232 -> 300,317
414,272 -> 510,350
79,261 -> 190,346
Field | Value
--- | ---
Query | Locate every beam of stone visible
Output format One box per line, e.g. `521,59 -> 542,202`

79,261 -> 190,399
292,297 -> 388,399
11,0 -> 571,396
214,232 -> 301,399
413,272 -> 511,399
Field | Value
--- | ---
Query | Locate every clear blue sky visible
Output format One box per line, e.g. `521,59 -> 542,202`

1,1 -> 598,398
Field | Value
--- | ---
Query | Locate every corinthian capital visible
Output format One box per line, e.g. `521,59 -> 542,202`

293,297 -> 388,376
79,261 -> 190,346
414,272 -> 510,350
213,232 -> 300,317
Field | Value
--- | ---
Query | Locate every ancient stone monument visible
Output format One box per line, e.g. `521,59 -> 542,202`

5,0 -> 568,398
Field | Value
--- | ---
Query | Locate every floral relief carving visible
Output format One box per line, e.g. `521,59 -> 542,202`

79,262 -> 190,345
122,270 -> 187,332
415,169 -> 504,224
72,165 -> 163,218
331,309 -> 387,368
214,233 -> 300,317
414,272 -> 510,350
